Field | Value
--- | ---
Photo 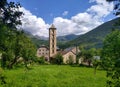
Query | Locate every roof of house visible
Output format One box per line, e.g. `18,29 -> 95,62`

38,45 -> 49,50
61,47 -> 76,55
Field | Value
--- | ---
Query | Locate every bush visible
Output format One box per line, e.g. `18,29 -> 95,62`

54,54 -> 63,65
0,68 -> 6,85
37,56 -> 45,64
68,55 -> 74,65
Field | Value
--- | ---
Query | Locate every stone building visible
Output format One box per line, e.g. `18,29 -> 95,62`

61,47 -> 77,64
36,45 -> 49,61
37,24 -> 78,63
36,24 -> 57,61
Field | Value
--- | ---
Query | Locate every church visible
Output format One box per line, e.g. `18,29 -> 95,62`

37,24 -> 78,64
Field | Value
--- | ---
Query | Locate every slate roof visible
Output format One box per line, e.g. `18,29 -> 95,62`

39,45 -> 49,50
61,47 -> 76,55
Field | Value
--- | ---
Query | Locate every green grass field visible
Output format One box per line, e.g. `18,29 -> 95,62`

1,65 -> 106,87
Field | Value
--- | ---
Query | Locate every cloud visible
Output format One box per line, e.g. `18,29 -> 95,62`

88,0 -> 113,18
53,17 -> 76,36
19,7 -> 50,37
62,11 -> 69,16
53,0 -> 113,36
19,0 -> 113,37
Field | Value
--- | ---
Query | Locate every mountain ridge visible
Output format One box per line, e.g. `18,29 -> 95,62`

25,17 -> 120,49
66,17 -> 120,49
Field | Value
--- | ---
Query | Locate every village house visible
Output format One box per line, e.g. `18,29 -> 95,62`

36,45 -> 49,61
61,47 -> 77,64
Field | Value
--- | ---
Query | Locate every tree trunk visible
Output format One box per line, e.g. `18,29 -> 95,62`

8,56 -> 19,69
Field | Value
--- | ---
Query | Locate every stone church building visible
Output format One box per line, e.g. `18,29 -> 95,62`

37,24 -> 78,64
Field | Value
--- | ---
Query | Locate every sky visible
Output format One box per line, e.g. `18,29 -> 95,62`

8,0 -> 116,37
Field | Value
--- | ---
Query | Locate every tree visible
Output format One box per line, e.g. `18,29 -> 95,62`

0,0 -> 37,69
0,67 -> 6,85
80,49 -> 94,67
107,0 -> 120,16
92,57 -> 101,75
8,31 -> 37,69
0,0 -> 23,68
101,30 -> 120,87
0,0 -> 23,28
84,51 -> 93,66
0,24 -> 36,69
54,53 -> 63,65
0,24 -> 16,68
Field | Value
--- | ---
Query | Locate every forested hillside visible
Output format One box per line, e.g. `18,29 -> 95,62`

59,17 -> 120,49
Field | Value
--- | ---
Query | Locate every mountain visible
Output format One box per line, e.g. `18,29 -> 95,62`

24,17 -> 120,49
33,34 -> 78,41
24,31 -> 79,48
61,17 -> 120,49
34,35 -> 48,40
30,37 -> 48,48
57,34 -> 78,42
29,34 -> 78,48
24,31 -> 48,48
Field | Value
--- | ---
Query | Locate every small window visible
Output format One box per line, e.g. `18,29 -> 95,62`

52,49 -> 54,53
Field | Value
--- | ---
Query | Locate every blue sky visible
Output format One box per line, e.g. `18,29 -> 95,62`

9,0 -> 94,23
8,0 -> 116,37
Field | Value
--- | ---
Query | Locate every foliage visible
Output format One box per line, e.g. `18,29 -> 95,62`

68,55 -> 74,65
107,0 -> 120,16
79,48 -> 93,66
92,58 -> 101,75
0,0 -> 23,28
0,24 -> 36,69
19,32 -> 37,68
1,65 -> 106,87
101,30 -> 120,87
0,68 -> 6,85
0,24 -> 16,68
54,53 -> 63,65
37,56 -> 45,64
79,47 -> 102,68
0,0 -> 36,69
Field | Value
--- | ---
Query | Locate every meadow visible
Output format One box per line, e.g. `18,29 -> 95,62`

1,65 -> 106,87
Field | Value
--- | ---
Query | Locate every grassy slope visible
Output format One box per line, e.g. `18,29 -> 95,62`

2,65 -> 106,87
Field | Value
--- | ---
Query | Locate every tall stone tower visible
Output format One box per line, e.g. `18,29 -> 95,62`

49,24 -> 57,58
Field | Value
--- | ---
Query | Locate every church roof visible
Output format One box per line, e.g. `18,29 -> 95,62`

61,47 -> 76,55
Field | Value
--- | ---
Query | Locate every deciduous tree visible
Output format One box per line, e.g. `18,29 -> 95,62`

101,30 -> 120,87
0,0 -> 23,28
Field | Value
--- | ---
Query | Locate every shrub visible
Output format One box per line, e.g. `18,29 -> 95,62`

37,56 -> 45,64
54,54 -> 63,65
68,55 -> 74,65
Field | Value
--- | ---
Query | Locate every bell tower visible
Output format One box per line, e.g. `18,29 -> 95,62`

49,24 -> 57,58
